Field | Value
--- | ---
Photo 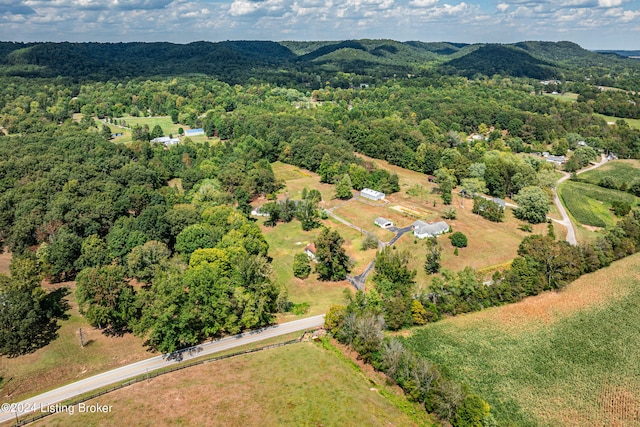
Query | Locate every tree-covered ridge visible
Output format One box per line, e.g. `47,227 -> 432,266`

1,40 -> 640,89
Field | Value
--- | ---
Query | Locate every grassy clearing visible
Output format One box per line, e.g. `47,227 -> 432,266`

259,219 -> 353,320
271,161 -> 344,210
558,180 -> 639,227
331,199 -> 412,241
544,92 -> 579,102
594,113 -> 640,129
404,251 -> 640,427
34,342 -> 434,427
120,115 -> 181,137
578,159 -> 640,187
390,193 -> 547,288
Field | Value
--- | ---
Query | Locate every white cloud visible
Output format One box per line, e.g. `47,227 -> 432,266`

24,0 -> 173,10
597,0 -> 622,7
410,0 -> 438,7
497,3 -> 509,11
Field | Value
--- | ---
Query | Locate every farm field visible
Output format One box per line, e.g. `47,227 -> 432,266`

404,251 -> 640,426
33,342 -> 434,427
558,180 -> 639,228
577,159 -> 640,187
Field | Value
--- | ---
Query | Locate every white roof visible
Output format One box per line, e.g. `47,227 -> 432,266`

361,188 -> 385,197
413,220 -> 449,236
375,217 -> 392,226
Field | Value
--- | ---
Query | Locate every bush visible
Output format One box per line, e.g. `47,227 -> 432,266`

450,232 -> 468,248
612,200 -> 632,217
442,207 -> 457,220
519,223 -> 533,232
293,253 -> 311,279
361,233 -> 379,250
599,176 -> 618,189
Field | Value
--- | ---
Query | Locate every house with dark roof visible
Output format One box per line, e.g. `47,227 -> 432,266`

412,220 -> 449,239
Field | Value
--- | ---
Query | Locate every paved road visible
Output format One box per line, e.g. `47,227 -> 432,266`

0,315 -> 325,423
552,154 -> 609,245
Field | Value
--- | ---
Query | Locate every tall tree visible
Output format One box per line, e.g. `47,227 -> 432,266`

513,186 -> 550,224
315,228 -> 352,281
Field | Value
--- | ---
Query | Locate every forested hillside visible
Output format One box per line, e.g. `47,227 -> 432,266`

2,40 -> 640,89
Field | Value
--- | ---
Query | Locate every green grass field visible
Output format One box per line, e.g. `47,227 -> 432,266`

404,252 -> 640,426
543,92 -> 579,102
594,113 -> 640,129
558,180 -> 639,228
34,341 -> 435,427
578,159 -> 640,187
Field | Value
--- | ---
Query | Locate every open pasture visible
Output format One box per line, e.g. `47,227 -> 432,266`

404,251 -> 640,426
33,342 -> 433,427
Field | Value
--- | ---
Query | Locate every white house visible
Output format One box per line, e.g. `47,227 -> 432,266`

304,243 -> 317,261
412,220 -> 449,239
374,217 -> 394,229
360,188 -> 385,201
151,136 -> 180,145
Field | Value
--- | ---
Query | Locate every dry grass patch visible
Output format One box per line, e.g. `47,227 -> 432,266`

272,162 -> 343,209
0,251 -> 11,275
33,343 -> 430,427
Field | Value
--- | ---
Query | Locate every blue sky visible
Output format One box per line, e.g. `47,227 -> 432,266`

1,0 -> 639,49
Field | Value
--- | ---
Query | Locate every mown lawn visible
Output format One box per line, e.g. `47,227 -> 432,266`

558,180 -> 639,228
35,342 -> 435,427
404,252 -> 640,427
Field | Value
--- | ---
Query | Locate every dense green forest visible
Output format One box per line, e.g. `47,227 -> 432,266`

2,39 -> 640,426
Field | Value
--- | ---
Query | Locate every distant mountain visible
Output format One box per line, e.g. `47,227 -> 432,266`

403,41 -> 469,56
441,44 -> 559,79
0,39 -> 638,84
596,50 -> 640,58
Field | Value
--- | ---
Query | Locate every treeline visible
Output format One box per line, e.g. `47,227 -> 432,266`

324,248 -> 496,426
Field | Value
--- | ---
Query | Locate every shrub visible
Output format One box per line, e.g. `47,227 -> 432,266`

442,207 -> 457,220
599,176 -> 618,189
612,200 -> 632,217
450,232 -> 468,248
361,233 -> 379,250
519,223 -> 533,232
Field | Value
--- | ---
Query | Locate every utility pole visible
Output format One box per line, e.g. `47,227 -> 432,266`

79,328 -> 85,348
